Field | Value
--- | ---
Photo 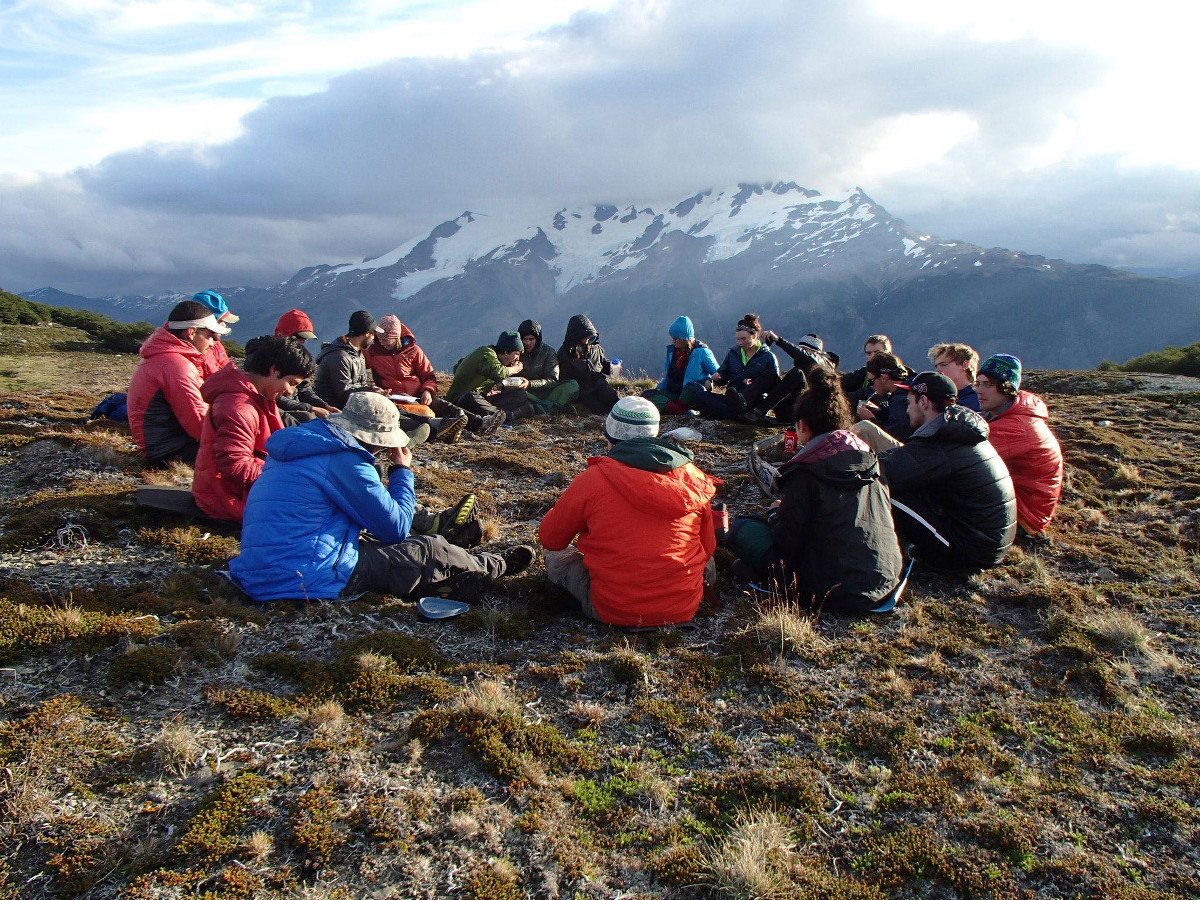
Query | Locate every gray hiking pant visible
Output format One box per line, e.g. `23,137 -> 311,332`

346,534 -> 505,597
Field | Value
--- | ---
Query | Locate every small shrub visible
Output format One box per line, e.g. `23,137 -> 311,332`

109,645 -> 183,687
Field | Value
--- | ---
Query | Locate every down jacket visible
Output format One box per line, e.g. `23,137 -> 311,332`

715,343 -> 780,394
539,438 -> 720,627
366,323 -> 438,397
518,320 -> 561,393
985,391 -> 1063,534
229,419 -> 416,601
192,365 -> 284,522
203,340 -> 232,378
315,338 -> 374,409
880,406 -> 1017,568
656,340 -> 719,394
127,326 -> 208,461
770,430 -> 902,612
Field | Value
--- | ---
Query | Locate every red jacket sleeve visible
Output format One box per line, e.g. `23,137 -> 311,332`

538,472 -> 591,551
412,347 -> 439,396
211,395 -> 265,495
160,356 -> 208,440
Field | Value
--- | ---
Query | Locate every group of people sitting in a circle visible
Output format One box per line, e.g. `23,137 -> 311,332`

123,291 -> 1063,625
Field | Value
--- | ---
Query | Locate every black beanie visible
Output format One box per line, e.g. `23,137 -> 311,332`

495,331 -> 521,353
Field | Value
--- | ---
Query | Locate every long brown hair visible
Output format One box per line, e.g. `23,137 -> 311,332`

792,368 -> 853,435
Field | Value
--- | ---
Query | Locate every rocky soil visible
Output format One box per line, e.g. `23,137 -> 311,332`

0,333 -> 1197,899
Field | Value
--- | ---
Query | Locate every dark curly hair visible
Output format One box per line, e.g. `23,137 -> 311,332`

792,367 -> 853,435
735,313 -> 762,334
244,335 -> 315,379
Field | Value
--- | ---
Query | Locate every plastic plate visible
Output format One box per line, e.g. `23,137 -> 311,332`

417,596 -> 471,619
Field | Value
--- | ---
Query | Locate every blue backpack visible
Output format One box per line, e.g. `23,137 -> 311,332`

90,392 -> 129,423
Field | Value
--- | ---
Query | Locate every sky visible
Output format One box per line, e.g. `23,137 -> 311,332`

2,0 -> 1197,296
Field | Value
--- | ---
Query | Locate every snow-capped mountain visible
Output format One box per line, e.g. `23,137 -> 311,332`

24,182 -> 1200,372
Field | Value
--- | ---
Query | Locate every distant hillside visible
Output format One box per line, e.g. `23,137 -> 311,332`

0,289 -> 154,353
1107,340 -> 1200,377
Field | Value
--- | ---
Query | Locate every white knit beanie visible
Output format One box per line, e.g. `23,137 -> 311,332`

604,396 -> 660,442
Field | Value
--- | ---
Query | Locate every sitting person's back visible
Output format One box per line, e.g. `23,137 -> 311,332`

975,354 -> 1063,536
539,397 -> 719,626
880,372 -> 1016,570
127,300 -> 230,466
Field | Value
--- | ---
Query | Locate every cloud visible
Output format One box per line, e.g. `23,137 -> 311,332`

4,0 -> 1197,295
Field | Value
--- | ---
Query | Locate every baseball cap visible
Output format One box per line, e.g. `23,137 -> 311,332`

895,371 -> 958,404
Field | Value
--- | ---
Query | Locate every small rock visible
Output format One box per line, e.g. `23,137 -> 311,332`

1093,566 -> 1119,583
1095,420 -> 1113,427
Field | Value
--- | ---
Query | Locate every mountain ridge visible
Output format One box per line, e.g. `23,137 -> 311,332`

22,181 -> 1200,372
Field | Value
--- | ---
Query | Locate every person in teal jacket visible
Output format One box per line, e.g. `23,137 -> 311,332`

229,392 -> 532,601
641,315 -> 720,414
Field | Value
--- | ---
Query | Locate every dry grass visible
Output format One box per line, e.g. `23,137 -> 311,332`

456,678 -> 522,718
748,601 -> 824,658
153,722 -> 203,774
702,809 -> 796,899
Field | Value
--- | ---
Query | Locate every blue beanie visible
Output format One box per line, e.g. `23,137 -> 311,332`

979,354 -> 1022,392
669,316 -> 695,341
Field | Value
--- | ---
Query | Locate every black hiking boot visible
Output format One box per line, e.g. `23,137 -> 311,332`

501,545 -> 536,576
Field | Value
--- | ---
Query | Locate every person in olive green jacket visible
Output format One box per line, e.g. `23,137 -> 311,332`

446,331 -> 531,431
518,319 -> 578,412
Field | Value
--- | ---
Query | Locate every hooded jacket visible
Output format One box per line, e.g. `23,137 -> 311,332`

557,315 -> 612,384
243,333 -> 325,415
192,365 -> 284,522
539,437 -> 720,626
202,340 -> 232,378
366,323 -> 438,397
880,406 -> 1017,567
656,340 -> 719,394
229,419 -> 415,601
518,319 -> 560,393
984,391 -> 1063,533
715,342 -> 780,394
770,431 -> 902,612
446,345 -> 511,400
315,338 -> 374,409
127,326 -> 209,461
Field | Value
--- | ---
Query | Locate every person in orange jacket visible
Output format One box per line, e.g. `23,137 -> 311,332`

192,337 -> 314,522
538,396 -> 720,627
975,354 -> 1063,538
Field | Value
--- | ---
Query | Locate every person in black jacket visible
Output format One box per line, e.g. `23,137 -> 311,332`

726,369 -> 903,613
556,314 -> 618,415
689,313 -> 781,421
879,372 -> 1016,570
841,334 -> 893,401
750,330 -> 837,423
850,351 -> 914,451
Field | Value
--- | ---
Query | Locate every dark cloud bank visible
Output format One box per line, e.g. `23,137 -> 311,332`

4,0 -> 1197,297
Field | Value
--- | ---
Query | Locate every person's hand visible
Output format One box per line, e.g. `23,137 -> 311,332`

513,377 -> 530,390
769,500 -> 782,510
375,386 -> 389,395
420,390 -> 433,405
312,407 -> 331,419
760,329 -> 777,343
856,401 -> 876,422
387,445 -> 412,468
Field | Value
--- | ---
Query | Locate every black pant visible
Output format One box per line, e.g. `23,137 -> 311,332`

890,497 -> 972,571
757,368 -> 807,421
450,392 -> 502,429
345,534 -> 506,596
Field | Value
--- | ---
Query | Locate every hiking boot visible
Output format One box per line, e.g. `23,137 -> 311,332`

445,494 -> 477,528
442,518 -> 483,549
478,410 -> 505,435
435,413 -> 468,444
504,402 -> 536,425
501,545 -> 535,576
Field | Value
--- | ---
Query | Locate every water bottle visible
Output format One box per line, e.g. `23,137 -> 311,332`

713,501 -> 730,542
783,426 -> 798,455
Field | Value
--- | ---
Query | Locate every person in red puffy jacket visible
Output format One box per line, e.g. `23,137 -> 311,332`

975,354 -> 1063,537
192,290 -> 240,377
192,337 -> 315,522
538,396 -> 720,627
127,300 -> 230,466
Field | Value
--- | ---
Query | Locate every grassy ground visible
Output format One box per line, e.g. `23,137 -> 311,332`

0,325 -> 1196,898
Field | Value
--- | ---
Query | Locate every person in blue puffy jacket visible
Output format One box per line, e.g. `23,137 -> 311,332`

641,315 -> 720,414
229,392 -> 533,601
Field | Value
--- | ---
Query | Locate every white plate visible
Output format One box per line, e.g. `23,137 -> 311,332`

501,377 -> 524,388
389,393 -> 419,403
